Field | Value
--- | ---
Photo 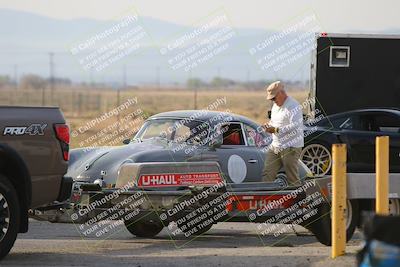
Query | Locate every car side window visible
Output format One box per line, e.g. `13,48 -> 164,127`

338,117 -> 353,129
221,123 -> 245,146
331,116 -> 353,129
140,120 -> 174,139
316,116 -> 353,129
368,114 -> 400,133
174,124 -> 192,142
358,115 -> 373,131
244,124 -> 268,147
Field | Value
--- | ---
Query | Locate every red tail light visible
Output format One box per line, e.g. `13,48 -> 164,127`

54,124 -> 70,161
55,124 -> 70,144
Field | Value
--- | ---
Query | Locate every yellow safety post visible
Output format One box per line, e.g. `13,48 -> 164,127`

331,144 -> 347,259
376,136 -> 389,215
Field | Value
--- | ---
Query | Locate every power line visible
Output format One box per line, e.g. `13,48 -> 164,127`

156,66 -> 160,88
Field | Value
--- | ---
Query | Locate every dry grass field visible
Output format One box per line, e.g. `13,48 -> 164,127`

0,87 -> 308,148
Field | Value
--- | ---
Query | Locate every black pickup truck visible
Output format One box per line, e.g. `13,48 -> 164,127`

0,106 -> 72,259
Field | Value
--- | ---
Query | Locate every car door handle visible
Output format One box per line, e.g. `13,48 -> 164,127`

248,159 -> 258,163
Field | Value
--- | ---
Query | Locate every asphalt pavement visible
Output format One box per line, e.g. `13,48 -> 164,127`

2,220 -> 363,267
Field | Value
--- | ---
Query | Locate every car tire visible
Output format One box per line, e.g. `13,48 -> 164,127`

301,142 -> 332,177
305,200 -> 359,246
124,219 -> 164,238
0,174 -> 20,260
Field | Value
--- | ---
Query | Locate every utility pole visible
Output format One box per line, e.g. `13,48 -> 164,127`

117,88 -> 121,130
156,66 -> 160,88
13,64 -> 18,90
217,67 -> 221,77
89,69 -> 94,87
42,87 -> 45,106
49,52 -> 54,105
246,69 -> 250,88
189,70 -> 198,109
194,87 -> 198,110
123,64 -> 127,89
116,65 -> 126,131
10,64 -> 18,105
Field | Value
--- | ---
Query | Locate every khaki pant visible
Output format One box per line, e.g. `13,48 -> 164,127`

262,147 -> 302,186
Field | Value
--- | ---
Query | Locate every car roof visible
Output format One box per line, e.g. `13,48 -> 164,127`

148,110 -> 259,126
326,108 -> 400,119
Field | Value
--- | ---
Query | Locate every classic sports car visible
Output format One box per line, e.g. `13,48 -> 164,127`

67,110 -> 311,187
303,108 -> 400,177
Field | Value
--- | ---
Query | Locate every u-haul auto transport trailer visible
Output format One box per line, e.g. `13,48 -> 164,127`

309,33 -> 400,116
70,161 -> 400,246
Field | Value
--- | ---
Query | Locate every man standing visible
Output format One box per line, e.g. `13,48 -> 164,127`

262,81 -> 304,186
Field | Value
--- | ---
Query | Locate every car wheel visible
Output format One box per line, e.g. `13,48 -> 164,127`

124,219 -> 164,238
305,200 -> 358,246
0,175 -> 20,260
301,142 -> 332,177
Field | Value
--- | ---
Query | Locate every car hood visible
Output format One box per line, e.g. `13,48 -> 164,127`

66,138 -> 175,185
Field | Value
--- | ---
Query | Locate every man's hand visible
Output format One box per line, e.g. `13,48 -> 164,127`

262,124 -> 277,134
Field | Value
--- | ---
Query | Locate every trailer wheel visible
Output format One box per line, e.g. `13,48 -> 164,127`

389,199 -> 400,215
300,142 -> 332,177
0,175 -> 20,260
274,173 -> 288,187
356,199 -> 400,229
305,200 -> 358,246
124,219 -> 164,238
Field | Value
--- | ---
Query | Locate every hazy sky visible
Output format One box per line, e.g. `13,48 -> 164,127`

0,0 -> 399,32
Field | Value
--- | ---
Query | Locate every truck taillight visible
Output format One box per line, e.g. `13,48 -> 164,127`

55,124 -> 70,144
54,124 -> 70,161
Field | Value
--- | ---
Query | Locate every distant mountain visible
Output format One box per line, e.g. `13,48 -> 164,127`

0,8 -> 398,86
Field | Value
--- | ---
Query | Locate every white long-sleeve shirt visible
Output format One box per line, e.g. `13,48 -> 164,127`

269,96 -> 304,149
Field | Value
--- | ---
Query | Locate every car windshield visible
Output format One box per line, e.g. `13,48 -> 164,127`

134,118 -> 210,144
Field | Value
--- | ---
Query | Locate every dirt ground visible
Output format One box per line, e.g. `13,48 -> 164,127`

2,221 -> 362,267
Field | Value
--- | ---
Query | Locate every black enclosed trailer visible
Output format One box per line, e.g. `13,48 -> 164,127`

309,33 -> 400,116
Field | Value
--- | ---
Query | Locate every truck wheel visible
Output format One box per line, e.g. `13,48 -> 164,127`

0,175 -> 20,260
300,142 -> 332,177
305,200 -> 358,246
124,219 -> 164,238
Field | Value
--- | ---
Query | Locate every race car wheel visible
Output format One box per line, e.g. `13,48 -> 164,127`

0,175 -> 20,260
305,200 -> 358,246
124,218 -> 164,238
300,143 -> 332,177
